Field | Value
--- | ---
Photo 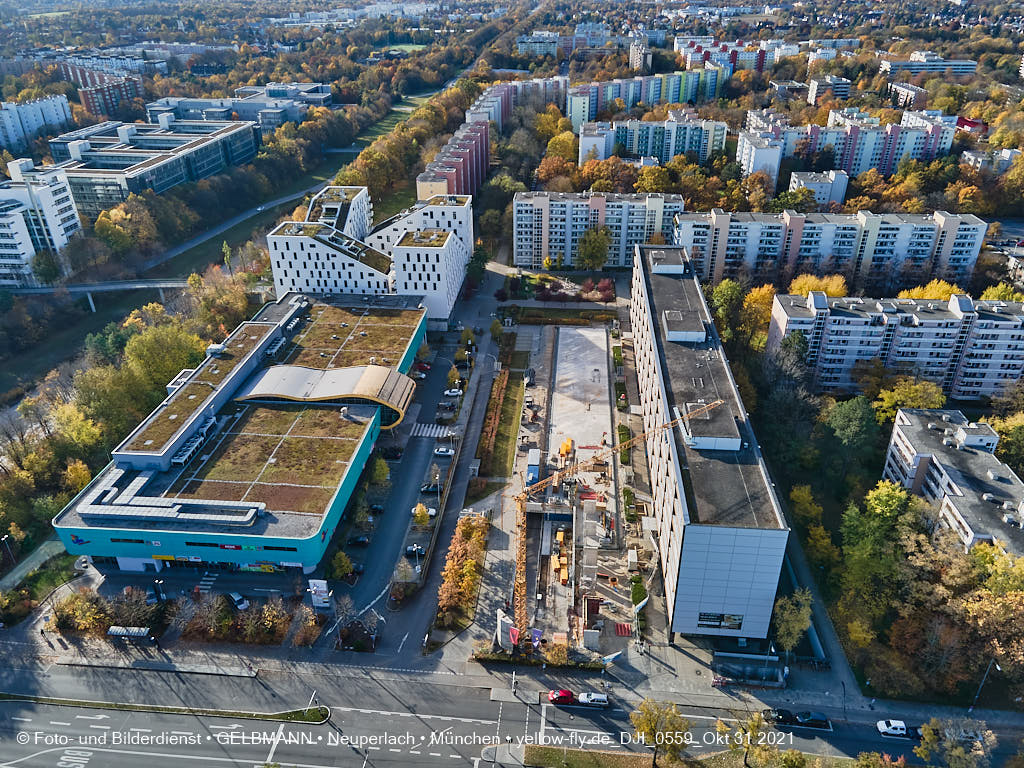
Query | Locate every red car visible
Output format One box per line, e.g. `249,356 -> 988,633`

548,689 -> 574,705
414,362 -> 431,372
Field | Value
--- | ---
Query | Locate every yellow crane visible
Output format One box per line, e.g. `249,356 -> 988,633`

510,398 -> 725,638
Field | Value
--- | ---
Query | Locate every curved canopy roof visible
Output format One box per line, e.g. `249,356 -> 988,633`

235,365 -> 415,426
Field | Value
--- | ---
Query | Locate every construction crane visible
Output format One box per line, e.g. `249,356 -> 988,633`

510,398 -> 725,639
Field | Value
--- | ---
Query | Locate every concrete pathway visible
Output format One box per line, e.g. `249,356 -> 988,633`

0,535 -> 66,592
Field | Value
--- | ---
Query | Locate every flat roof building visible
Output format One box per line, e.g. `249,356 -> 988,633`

885,409 -> 1024,556
630,245 -> 788,639
53,293 -> 427,574
788,169 -> 848,207
147,83 -> 331,132
880,51 -> 976,76
49,116 -> 260,219
578,110 -> 727,165
767,291 -> 1021,399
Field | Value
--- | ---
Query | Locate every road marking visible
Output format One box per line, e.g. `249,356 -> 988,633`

330,706 -> 493,725
49,721 -> 70,726
397,632 -> 409,653
130,728 -> 152,733
89,725 -> 111,731
170,731 -> 193,736
538,703 -> 547,744
449,755 -> 460,759
262,723 -> 285,765
389,748 -> 401,753
495,701 -> 503,744
10,718 -> 30,723
0,745 -> 413,768
368,746 -> 380,751
75,715 -> 110,721
430,752 -> 442,757
409,751 -> 421,755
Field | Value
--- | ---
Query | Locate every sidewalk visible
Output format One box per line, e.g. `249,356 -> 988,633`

0,535 -> 66,592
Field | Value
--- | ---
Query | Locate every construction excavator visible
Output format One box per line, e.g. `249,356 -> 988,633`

509,398 -> 725,639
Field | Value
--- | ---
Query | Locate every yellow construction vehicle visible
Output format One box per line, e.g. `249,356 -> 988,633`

510,398 -> 725,639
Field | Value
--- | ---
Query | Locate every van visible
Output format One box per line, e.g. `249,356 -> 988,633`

576,692 -> 609,708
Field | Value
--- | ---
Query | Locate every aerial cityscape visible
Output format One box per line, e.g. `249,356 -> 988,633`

0,0 -> 1022,766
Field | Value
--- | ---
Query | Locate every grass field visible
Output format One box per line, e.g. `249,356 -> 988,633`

387,44 -> 429,52
523,747 -> 855,768
493,371 -> 525,478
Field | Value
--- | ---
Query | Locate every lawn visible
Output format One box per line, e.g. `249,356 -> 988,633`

509,350 -> 530,370
465,479 -> 506,507
388,43 -> 429,52
492,371 -> 525,478
372,181 -> 418,224
20,553 -> 77,601
523,747 -> 856,768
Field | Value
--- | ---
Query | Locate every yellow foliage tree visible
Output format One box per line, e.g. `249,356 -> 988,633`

788,274 -> 848,297
897,279 -> 963,301
740,284 -> 776,348
789,485 -> 823,527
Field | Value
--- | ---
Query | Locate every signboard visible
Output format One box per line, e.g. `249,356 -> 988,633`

152,555 -> 175,561
309,579 -> 331,609
219,544 -> 241,550
188,556 -> 202,563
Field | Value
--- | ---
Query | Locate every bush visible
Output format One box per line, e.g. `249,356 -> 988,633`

330,551 -> 353,579
612,345 -> 623,368
494,288 -> 508,302
617,424 -> 631,463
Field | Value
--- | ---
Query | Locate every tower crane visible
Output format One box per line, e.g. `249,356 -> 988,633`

509,398 -> 725,639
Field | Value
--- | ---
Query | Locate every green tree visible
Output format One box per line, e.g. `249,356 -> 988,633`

773,588 -> 813,660
412,503 -> 430,527
710,279 -> 746,343
768,186 -> 817,213
630,699 -> 692,767
872,378 -> 946,423
789,485 -> 823,527
222,240 -> 233,276
369,455 -> 390,485
124,322 -> 206,397
634,166 -> 671,193
826,396 -> 878,478
30,251 -> 61,284
986,412 -> 1024,476
980,283 -> 1024,302
576,226 -> 611,272
330,551 -> 353,579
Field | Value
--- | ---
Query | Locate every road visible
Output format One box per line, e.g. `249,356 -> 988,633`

1,667 -> 1015,768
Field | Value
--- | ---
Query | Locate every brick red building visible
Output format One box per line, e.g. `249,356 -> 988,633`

58,62 -> 142,116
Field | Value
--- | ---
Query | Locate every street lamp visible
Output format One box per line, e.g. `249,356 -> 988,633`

154,579 -> 164,603
969,658 -> 1001,712
0,534 -> 14,566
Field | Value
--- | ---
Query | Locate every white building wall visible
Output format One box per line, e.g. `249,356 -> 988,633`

0,201 -> 37,285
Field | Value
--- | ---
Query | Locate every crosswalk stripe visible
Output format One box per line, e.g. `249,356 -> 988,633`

411,423 -> 453,438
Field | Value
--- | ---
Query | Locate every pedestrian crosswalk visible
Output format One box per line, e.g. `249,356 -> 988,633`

411,423 -> 453,439
198,572 -> 218,594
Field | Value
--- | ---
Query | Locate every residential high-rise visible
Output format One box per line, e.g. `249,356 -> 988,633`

806,75 -> 851,105
884,409 -> 1024,556
268,187 -> 473,323
880,51 -> 976,76
766,291 -> 1018,399
512,191 -> 685,268
736,132 -> 784,189
630,244 -> 788,639
887,82 -> 928,109
415,122 -> 488,199
0,96 -> 73,152
629,40 -> 652,73
670,209 -> 985,288
788,170 -> 849,207
578,111 -> 727,165
0,200 -> 36,285
58,63 -> 143,116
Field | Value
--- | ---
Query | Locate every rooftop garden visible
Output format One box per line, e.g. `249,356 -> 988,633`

123,380 -> 217,452
397,229 -> 449,248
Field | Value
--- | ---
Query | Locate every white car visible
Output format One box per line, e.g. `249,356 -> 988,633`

444,389 -> 463,398
228,592 -> 250,611
876,720 -> 907,737
411,506 -> 438,518
413,372 -> 427,380
576,692 -> 609,707
434,446 -> 455,456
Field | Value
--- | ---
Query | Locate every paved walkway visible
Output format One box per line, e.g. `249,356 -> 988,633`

0,535 -> 66,592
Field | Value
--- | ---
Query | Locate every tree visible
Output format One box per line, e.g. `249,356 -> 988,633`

915,718 -> 997,768
545,131 -> 578,163
124,322 -> 205,397
63,459 -> 92,493
369,455 -> 390,485
872,378 -> 946,423
789,485 -> 823,527
898,280 -> 963,301
717,711 -> 774,768
413,503 -> 429,527
221,240 -> 233,276
330,551 -> 353,579
634,166 -> 671,193
852,358 -> 899,400
986,412 -> 1024,476
576,226 -> 611,272
739,284 -> 776,349
769,186 -> 817,213
788,274 -> 848,296
979,283 -> 1024,302
31,251 -> 61,284
773,588 -> 813,659
630,699 -> 692,767
710,279 -> 745,343
826,396 -> 878,478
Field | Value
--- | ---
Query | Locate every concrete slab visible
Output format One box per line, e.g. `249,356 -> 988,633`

489,687 -> 541,704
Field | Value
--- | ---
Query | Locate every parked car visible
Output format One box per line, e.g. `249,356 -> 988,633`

145,588 -> 159,606
794,712 -> 830,729
351,563 -> 365,575
439,402 -> 457,411
369,504 -> 384,514
576,692 -> 609,707
413,372 -> 427,380
444,388 -> 463,397
228,592 -> 250,611
876,720 -> 907,737
434,446 -> 455,457
762,709 -> 796,725
381,446 -> 403,460
414,362 -> 431,372
405,544 -> 425,558
455,361 -> 471,371
411,506 -> 437,518
547,690 -> 574,705
421,483 -> 440,493
348,535 -> 371,547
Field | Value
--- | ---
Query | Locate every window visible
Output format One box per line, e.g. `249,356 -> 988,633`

111,537 -> 145,544
263,545 -> 298,552
185,541 -> 220,548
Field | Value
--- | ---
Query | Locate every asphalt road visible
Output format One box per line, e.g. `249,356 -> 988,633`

3,674 -> 1010,768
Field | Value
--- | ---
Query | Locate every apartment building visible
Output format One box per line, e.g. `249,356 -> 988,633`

0,201 -> 36,285
63,53 -> 168,76
59,63 -> 143,116
515,23 -> 640,57
736,132 -> 785,189
1,159 -> 81,253
268,187 -> 472,322
888,82 -> 928,109
0,96 -> 72,152
512,191 -> 685,268
49,116 -> 260,219
673,37 -> 797,72
743,107 -> 957,180
961,147 -> 1021,174
671,209 -> 985,288
769,80 -> 809,100
578,111 -> 727,164
516,31 -> 562,57
415,121 -> 488,199
807,49 -> 838,66
880,51 -> 977,76
566,67 -> 729,130
464,76 -> 568,132
630,40 -> 653,73
788,170 -> 849,207
766,291 -> 1019,399
630,244 -> 788,639
884,409 -> 1024,556
807,76 -> 851,105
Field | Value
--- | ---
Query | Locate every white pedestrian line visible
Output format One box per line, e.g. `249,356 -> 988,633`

262,723 -> 285,766
411,423 -> 454,438
409,751 -> 421,755
49,722 -> 70,726
170,731 -> 193,736
129,728 -> 152,733
89,725 -> 111,730
389,748 -> 402,753
429,752 -> 442,757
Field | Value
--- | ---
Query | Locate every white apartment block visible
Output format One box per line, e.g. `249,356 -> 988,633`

629,40 -> 652,72
743,107 -> 957,180
807,75 -> 850,105
961,147 -> 1021,175
880,51 -> 977,76
736,132 -> 784,189
0,200 -> 37,285
788,170 -> 849,207
766,292 -> 1022,399
884,409 -> 1024,556
578,111 -> 727,165
512,192 -> 685,268
671,209 -> 986,288
2,159 -> 81,254
630,244 -> 788,639
0,95 -> 72,152
268,187 -> 472,322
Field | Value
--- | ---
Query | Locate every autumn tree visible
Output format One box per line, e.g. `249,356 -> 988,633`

717,711 -> 774,768
330,551 -> 353,579
773,588 -> 813,660
872,378 -> 946,423
739,284 -> 776,350
979,283 -> 1024,302
546,131 -> 578,163
898,279 -> 963,301
789,485 -> 823,528
576,226 -> 611,272
788,274 -> 848,296
630,699 -> 692,767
